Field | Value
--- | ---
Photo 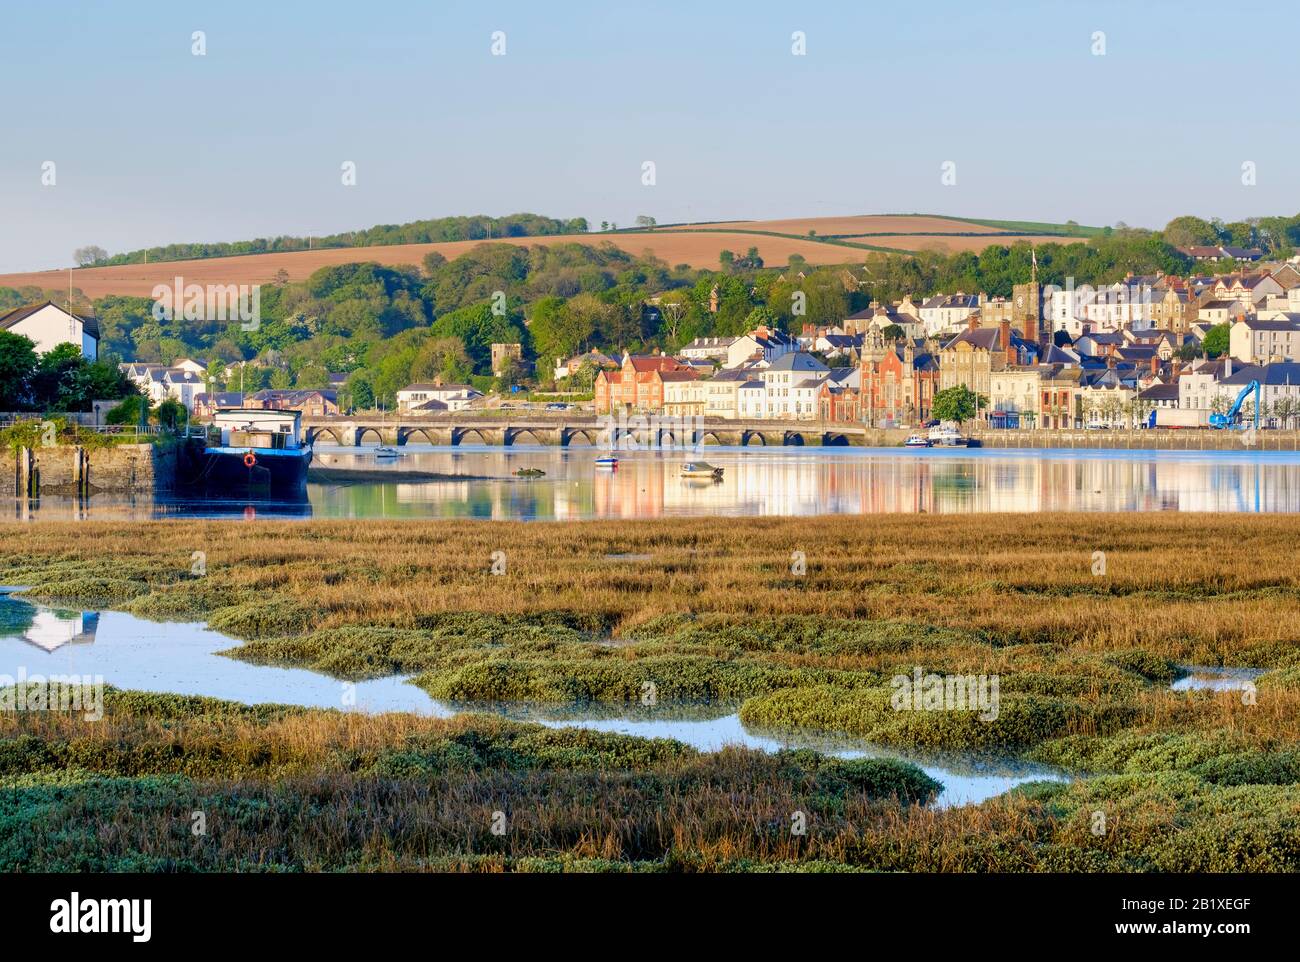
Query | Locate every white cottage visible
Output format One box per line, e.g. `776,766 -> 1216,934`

0,301 -> 100,360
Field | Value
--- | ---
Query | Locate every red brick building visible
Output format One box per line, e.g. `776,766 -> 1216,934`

594,354 -> 697,413
852,330 -> 940,427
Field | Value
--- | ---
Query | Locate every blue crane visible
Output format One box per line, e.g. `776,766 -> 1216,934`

1209,380 -> 1261,430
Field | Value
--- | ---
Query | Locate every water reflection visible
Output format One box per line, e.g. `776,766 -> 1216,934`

308,445 -> 1300,518
0,596 -> 1068,807
1170,665 -> 1265,692
8,445 -> 1300,520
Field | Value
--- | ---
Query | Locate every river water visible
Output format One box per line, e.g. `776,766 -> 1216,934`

9,444 -> 1300,520
0,595 -> 1066,807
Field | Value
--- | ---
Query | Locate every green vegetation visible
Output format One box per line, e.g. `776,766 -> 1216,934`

10,208 -> 1300,411
79,213 -> 589,268
931,385 -> 981,425
0,334 -> 135,413
3,516 -> 1300,871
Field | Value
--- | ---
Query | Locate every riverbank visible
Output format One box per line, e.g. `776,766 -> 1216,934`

307,466 -> 495,485
2,515 -> 1298,871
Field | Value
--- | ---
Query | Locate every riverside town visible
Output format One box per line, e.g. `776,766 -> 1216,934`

0,0 -> 1287,944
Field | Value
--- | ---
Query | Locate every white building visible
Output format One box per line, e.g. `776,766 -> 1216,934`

679,336 -> 737,361
1044,283 -> 1157,335
757,353 -> 829,419
1229,316 -> 1300,364
0,301 -> 100,360
1178,357 -> 1236,411
919,294 -> 979,336
396,382 -> 484,412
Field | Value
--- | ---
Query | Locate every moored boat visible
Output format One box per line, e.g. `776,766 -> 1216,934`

373,446 -> 402,458
928,425 -> 980,447
904,434 -> 931,448
594,455 -> 618,468
199,409 -> 312,494
681,461 -> 724,480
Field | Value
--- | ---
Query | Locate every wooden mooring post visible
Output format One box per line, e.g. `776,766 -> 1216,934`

16,446 -> 38,498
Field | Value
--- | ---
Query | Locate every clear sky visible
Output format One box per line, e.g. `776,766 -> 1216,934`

1,0 -> 1293,272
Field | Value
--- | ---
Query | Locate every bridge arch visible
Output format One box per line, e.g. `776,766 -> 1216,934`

306,426 -> 345,446
505,427 -> 547,447
562,428 -> 597,447
355,426 -> 385,446
783,431 -> 806,446
822,433 -> 850,447
742,430 -> 767,447
398,426 -> 445,446
452,427 -> 490,446
699,431 -> 723,446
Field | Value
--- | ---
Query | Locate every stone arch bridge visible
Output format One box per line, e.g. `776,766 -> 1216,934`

299,416 -> 872,449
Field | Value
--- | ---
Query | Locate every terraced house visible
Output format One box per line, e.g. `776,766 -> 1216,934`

594,353 -> 697,413
938,319 -> 1036,419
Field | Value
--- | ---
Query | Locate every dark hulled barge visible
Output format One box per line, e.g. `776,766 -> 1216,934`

198,409 -> 312,494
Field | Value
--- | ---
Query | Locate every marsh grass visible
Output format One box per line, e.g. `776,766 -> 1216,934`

2,515 -> 1300,870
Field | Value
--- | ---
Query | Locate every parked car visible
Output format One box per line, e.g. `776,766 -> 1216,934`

545,402 -> 570,411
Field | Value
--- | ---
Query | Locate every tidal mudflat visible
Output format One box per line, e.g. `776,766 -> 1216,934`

1,514 -> 1298,871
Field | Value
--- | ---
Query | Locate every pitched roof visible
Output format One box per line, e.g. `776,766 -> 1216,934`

1223,361 -> 1300,386
1138,383 -> 1179,401
0,301 -> 100,339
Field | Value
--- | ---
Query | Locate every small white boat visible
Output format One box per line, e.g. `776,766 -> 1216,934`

928,426 -> 972,447
373,446 -> 402,458
904,434 -> 931,448
682,461 -> 724,480
595,455 -> 619,468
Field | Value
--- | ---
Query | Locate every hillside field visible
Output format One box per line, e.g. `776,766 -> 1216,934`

0,213 -> 1097,299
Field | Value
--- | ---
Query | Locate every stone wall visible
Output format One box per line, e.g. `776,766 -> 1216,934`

10,440 -> 193,495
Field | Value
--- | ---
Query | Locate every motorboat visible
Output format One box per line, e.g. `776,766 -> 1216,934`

681,461 -> 723,480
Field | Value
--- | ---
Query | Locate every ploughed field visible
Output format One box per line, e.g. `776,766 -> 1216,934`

0,233 -> 867,298
2,514 -> 1299,872
0,214 -> 1096,298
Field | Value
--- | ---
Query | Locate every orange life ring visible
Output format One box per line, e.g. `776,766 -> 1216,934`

243,451 -> 257,468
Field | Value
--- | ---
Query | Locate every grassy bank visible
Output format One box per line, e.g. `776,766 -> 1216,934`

2,515 -> 1299,870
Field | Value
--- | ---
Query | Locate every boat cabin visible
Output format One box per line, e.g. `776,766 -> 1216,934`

212,409 -> 305,451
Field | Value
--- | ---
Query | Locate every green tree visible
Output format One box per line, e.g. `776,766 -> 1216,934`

347,372 -> 375,412
0,330 -> 38,409
154,398 -> 185,430
106,395 -> 151,426
1162,215 -> 1221,248
1202,323 -> 1230,358
931,385 -> 978,425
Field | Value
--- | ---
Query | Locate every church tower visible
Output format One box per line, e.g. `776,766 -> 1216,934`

1012,282 -> 1041,346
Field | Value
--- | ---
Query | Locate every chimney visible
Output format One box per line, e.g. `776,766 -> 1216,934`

1000,319 -> 1013,364
1225,356 -> 1232,378
967,315 -> 979,332
1150,354 -> 1159,375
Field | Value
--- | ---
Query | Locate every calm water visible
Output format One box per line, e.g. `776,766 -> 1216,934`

0,595 -> 1065,807
1170,665 -> 1265,692
9,444 -> 1300,520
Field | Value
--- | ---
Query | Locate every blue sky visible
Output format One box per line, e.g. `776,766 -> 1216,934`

0,0 -> 1293,271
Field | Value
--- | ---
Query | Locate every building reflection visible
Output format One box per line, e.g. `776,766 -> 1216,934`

31,444 -> 1300,520
0,601 -> 99,652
